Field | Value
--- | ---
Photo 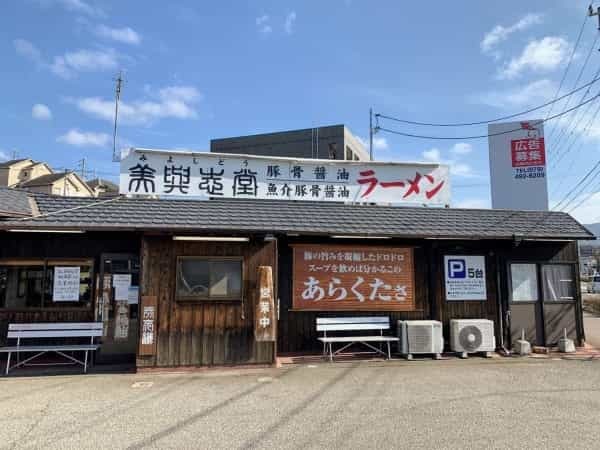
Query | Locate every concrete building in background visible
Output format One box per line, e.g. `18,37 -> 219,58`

210,124 -> 370,161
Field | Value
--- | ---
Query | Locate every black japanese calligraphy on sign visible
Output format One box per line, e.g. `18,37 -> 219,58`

163,165 -> 191,194
295,184 -> 308,197
267,165 -> 281,178
267,183 -> 278,196
291,166 -> 303,178
128,164 -> 156,193
310,185 -> 321,197
337,168 -> 349,181
232,168 -> 258,196
199,168 -> 224,196
314,166 -> 327,180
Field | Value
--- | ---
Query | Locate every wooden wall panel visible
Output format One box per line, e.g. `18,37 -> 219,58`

137,236 -> 276,367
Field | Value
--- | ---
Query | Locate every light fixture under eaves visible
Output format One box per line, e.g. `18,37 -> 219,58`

330,235 -> 391,239
7,229 -> 85,234
172,236 -> 249,242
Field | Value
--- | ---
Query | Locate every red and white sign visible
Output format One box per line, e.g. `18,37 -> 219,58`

120,148 -> 451,206
488,120 -> 548,211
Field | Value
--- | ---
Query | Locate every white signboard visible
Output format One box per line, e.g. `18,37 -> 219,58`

444,255 -> 487,301
488,120 -> 548,211
113,274 -> 131,301
127,286 -> 139,305
52,266 -> 80,302
141,306 -> 155,345
120,149 -> 451,205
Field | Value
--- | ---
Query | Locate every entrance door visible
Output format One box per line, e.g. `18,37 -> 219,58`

95,253 -> 140,364
508,262 -> 578,346
508,263 -> 544,345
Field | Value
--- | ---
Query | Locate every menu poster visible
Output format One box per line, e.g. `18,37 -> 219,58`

52,267 -> 80,302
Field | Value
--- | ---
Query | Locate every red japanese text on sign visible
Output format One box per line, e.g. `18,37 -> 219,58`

510,138 -> 546,168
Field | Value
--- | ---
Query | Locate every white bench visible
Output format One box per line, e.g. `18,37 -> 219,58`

317,317 -> 399,361
0,323 -> 102,375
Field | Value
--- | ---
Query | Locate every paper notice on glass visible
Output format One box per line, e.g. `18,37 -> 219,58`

127,286 -> 139,305
52,266 -> 80,302
113,274 -> 132,301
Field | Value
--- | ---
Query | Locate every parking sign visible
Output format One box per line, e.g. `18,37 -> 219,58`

444,255 -> 487,301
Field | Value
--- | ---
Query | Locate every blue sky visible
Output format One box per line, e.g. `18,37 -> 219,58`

2,0 -> 599,222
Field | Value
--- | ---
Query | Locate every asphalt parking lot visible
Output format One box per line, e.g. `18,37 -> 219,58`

2,358 -> 600,450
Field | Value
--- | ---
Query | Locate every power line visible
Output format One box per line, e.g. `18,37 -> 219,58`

375,93 -> 600,140
553,157 -> 600,211
548,32 -> 600,144
543,12 -> 589,122
374,74 -> 600,127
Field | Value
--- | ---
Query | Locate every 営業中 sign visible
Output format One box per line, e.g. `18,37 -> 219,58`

444,255 -> 487,301
488,120 -> 548,211
120,148 -> 450,206
52,266 -> 80,302
255,266 -> 276,342
292,245 -> 415,311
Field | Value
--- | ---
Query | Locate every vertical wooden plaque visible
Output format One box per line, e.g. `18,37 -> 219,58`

138,295 -> 158,356
255,266 -> 276,342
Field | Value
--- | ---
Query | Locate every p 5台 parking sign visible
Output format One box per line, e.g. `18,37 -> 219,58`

444,255 -> 487,301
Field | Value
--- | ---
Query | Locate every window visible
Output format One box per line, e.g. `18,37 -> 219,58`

176,257 -> 242,301
345,146 -> 354,161
510,263 -> 538,302
542,264 -> 574,302
0,260 -> 93,309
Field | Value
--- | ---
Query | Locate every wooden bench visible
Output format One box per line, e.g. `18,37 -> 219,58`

0,323 -> 102,375
317,317 -> 399,361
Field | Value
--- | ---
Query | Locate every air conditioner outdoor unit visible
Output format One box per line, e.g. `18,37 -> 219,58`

450,319 -> 496,358
397,320 -> 444,360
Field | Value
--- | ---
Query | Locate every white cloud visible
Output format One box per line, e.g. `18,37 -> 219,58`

0,150 -> 9,161
13,39 -> 43,65
57,129 -> 110,147
422,147 -> 478,178
52,0 -> 104,17
451,163 -> 476,178
481,13 -> 543,54
50,49 -> 119,78
32,103 -> 52,120
284,11 -> 297,34
566,191 -> 600,224
450,142 -> 473,155
95,25 -> 141,45
498,37 -> 570,80
357,136 -> 389,152
475,78 -> 556,109
422,148 -> 442,162
454,198 -> 490,209
73,85 -> 202,125
256,15 -> 272,34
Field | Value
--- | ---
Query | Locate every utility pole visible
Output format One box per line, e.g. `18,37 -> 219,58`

589,4 -> 600,29
78,158 -> 86,179
369,108 -> 373,161
112,71 -> 124,162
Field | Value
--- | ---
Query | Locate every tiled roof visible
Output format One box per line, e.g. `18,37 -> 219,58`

18,172 -> 69,187
0,158 -> 31,168
87,178 -> 118,190
0,187 -> 33,217
0,194 -> 594,240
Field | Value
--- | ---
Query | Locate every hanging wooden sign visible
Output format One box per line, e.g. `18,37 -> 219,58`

255,266 -> 276,342
292,244 -> 415,311
138,295 -> 157,356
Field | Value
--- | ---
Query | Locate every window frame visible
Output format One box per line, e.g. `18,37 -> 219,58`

508,261 -> 577,305
175,256 -> 244,303
0,257 -> 95,311
540,263 -> 576,303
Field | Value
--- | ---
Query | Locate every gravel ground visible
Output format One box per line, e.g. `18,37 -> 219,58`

1,358 -> 600,449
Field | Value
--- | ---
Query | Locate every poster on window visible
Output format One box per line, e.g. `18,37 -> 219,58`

112,274 -> 132,301
120,148 -> 450,206
444,255 -> 487,301
114,301 -> 129,340
52,266 -> 80,302
292,245 -> 415,311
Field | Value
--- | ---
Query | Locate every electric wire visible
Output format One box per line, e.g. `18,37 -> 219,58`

374,75 -> 600,127
543,12 -> 589,123
553,158 -> 600,211
375,93 -> 600,140
548,31 -> 600,144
